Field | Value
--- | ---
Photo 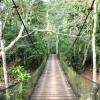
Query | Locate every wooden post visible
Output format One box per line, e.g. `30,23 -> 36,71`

56,33 -> 59,55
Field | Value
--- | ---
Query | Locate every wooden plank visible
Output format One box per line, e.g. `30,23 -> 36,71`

31,54 -> 77,100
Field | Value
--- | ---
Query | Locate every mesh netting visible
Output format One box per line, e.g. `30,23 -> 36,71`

60,56 -> 100,100
0,56 -> 47,100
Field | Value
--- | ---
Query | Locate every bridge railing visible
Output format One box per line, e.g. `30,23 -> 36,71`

0,55 -> 47,100
59,55 -> 100,100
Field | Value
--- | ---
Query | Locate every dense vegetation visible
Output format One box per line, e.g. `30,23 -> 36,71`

48,0 -> 100,73
0,0 -> 48,88
0,0 -> 100,88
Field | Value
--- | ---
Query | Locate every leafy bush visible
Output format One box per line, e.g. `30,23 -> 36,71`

9,65 -> 31,81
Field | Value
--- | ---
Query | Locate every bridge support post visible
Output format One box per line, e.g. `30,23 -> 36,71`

56,34 -> 59,55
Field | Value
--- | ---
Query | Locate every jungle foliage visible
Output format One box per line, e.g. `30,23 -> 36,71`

0,0 -> 100,86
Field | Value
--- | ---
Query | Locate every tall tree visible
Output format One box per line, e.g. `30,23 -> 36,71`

92,0 -> 97,83
0,20 -> 8,88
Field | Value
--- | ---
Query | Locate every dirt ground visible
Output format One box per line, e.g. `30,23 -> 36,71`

82,70 -> 100,84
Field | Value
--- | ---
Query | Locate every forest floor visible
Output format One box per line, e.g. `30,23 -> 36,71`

82,70 -> 100,84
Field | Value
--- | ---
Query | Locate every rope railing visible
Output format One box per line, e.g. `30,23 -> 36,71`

68,0 -> 95,52
59,54 -> 100,100
0,55 -> 47,100
12,0 -> 41,55
12,0 -> 33,44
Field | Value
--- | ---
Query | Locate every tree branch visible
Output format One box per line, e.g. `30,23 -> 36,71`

4,28 -> 52,51
5,25 -> 24,51
21,29 -> 53,38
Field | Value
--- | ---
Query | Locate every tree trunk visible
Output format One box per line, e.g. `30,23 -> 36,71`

46,10 -> 50,54
0,20 -> 8,88
47,38 -> 50,54
1,40 -> 8,88
82,39 -> 91,66
92,0 -> 97,83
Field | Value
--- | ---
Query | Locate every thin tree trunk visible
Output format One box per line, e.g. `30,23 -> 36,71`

82,39 -> 91,66
92,0 -> 97,83
47,38 -> 50,54
0,20 -> 8,88
1,40 -> 8,88
46,10 -> 50,54
24,51 -> 26,66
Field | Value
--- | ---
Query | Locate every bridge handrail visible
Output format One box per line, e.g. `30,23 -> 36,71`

59,55 -> 100,100
0,55 -> 47,100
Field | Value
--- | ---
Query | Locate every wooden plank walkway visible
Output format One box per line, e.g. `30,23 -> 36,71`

31,54 -> 77,100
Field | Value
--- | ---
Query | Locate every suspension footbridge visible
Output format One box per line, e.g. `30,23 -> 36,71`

31,54 -> 76,100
